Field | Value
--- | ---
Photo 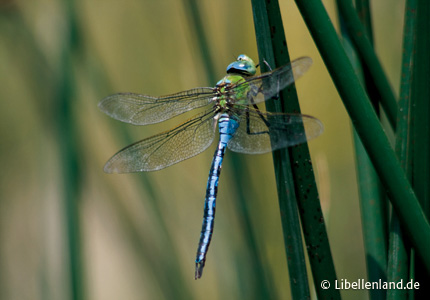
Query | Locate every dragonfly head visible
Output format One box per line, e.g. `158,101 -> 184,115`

226,54 -> 257,76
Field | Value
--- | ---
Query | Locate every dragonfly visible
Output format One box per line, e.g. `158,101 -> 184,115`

99,54 -> 323,279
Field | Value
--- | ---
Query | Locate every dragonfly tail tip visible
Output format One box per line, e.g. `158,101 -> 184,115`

195,262 -> 205,280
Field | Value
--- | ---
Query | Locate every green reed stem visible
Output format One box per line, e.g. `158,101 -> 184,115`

337,3 -> 388,299
337,0 -> 398,130
251,1 -> 339,299
251,1 -> 310,298
412,0 -> 430,225
58,0 -> 84,299
386,1 -> 417,299
410,0 -> 430,295
295,0 -> 430,273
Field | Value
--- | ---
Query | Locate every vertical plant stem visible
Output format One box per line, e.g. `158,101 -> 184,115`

294,0 -> 430,272
337,0 -> 398,129
353,0 -> 379,114
267,2 -> 340,299
251,1 -> 310,299
252,1 -> 340,299
355,0 -> 373,43
337,3 -> 388,299
411,0 -> 430,294
386,1 -> 417,299
58,1 -> 84,299
412,0 -> 430,227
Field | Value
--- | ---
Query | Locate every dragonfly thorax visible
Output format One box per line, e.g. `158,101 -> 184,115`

214,73 -> 250,111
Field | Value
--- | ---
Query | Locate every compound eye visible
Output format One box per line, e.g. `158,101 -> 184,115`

237,54 -> 248,61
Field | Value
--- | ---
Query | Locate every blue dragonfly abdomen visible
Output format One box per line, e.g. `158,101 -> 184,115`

195,113 -> 239,279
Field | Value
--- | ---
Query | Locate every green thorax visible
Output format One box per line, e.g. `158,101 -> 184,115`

216,74 -> 250,109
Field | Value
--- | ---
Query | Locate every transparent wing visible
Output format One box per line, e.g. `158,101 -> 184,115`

104,110 -> 216,172
227,108 -> 323,154
99,87 -> 215,125
228,57 -> 312,105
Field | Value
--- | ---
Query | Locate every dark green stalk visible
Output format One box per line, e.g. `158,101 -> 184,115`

337,0 -> 397,130
386,1 -> 416,299
58,1 -> 84,299
354,131 -> 387,292
411,0 -> 430,294
251,1 -> 310,299
251,1 -> 340,299
353,0 -> 379,115
337,4 -> 388,299
412,0 -> 430,226
295,0 -> 430,272
408,251 -> 416,299
354,0 -> 373,43
182,1 -> 274,295
396,0 -> 416,182
264,2 -> 340,299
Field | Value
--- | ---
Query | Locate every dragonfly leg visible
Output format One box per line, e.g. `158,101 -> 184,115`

243,104 -> 271,136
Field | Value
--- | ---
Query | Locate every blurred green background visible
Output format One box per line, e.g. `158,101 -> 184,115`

0,0 -> 404,299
